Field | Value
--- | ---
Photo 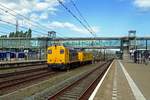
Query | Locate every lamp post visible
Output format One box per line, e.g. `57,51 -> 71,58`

104,47 -> 106,61
146,40 -> 147,50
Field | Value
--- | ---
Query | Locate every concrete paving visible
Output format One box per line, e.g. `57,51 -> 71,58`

93,54 -> 150,100
121,58 -> 150,100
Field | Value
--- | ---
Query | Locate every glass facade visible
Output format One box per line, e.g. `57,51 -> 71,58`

49,40 -> 121,48
0,38 -> 47,49
0,38 -> 149,50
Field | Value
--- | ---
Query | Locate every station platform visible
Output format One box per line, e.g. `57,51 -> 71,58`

90,55 -> 150,100
0,60 -> 46,64
0,60 -> 46,66
0,60 -> 46,69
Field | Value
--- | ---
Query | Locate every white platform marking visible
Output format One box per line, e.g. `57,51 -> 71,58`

112,61 -> 118,100
118,60 -> 146,100
88,61 -> 114,100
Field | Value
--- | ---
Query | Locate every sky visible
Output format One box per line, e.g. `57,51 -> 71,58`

0,0 -> 150,37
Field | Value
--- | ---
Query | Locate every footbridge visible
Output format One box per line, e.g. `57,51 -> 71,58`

0,36 -> 150,51
50,37 -> 150,50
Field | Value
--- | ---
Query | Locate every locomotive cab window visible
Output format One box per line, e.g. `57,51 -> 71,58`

60,49 -> 64,54
48,50 -> 52,54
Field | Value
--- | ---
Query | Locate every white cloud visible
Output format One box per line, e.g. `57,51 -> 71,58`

0,0 -> 99,36
34,2 -> 49,11
0,0 -> 64,25
134,0 -> 150,10
0,14 -> 16,24
40,12 -> 49,20
30,13 -> 39,21
49,21 -> 100,34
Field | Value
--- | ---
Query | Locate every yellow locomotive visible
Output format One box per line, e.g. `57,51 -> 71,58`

47,45 -> 93,70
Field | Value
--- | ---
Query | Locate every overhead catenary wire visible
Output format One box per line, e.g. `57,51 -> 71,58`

0,30 -> 8,35
0,4 -> 50,31
0,26 -> 15,35
0,19 -> 19,35
0,19 -> 64,38
0,19 -> 47,37
0,21 -> 16,31
69,0 -> 96,37
0,4 -> 64,37
69,0 -> 97,47
57,0 -> 95,37
0,6 -> 48,33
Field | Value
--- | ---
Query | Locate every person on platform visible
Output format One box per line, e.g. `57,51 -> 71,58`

134,50 -> 138,63
137,50 -> 140,64
143,50 -> 149,65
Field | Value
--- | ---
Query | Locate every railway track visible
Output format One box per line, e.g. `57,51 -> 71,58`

0,66 -> 48,78
48,60 -> 112,100
0,66 -> 57,94
0,60 -> 46,69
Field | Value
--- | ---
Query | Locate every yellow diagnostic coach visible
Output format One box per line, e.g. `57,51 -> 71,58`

78,51 -> 93,65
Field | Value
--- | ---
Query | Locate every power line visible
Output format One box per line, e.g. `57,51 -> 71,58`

0,5 -> 62,36
0,19 -> 47,36
70,0 -> 96,36
0,4 -> 73,39
0,26 -> 14,34
0,4 -> 64,37
0,21 -> 16,30
57,0 -> 95,37
0,19 -> 17,34
0,19 -> 65,38
0,6 -> 47,33
0,4 -> 50,31
0,30 -> 8,35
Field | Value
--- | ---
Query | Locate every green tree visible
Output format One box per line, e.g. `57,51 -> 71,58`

27,28 -> 32,38
1,35 -> 7,38
20,31 -> 24,37
9,32 -> 12,37
22,32 -> 26,37
8,29 -> 32,38
15,31 -> 19,37
24,31 -> 28,37
12,32 -> 15,37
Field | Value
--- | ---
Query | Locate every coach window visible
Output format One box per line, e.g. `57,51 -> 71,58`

60,49 -> 64,54
48,50 -> 52,54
